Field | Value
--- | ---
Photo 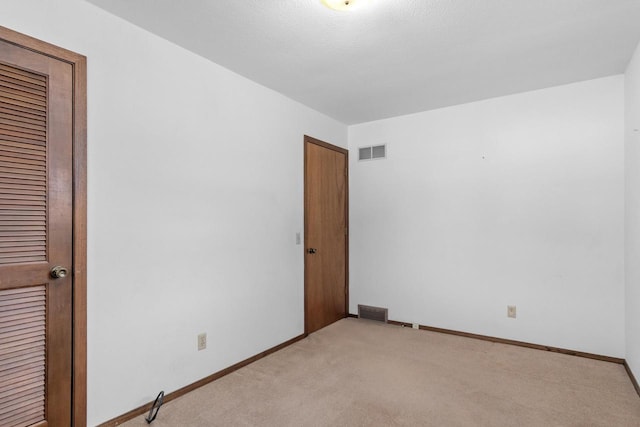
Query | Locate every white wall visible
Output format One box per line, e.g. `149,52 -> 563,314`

625,41 -> 640,379
0,1 -> 347,425
349,76 -> 625,357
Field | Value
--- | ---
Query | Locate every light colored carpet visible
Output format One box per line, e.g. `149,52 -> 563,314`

121,318 -> 640,426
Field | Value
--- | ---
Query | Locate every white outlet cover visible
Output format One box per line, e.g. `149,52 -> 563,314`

197,333 -> 207,351
507,306 -> 517,318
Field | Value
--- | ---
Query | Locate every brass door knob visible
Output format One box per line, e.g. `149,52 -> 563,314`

50,266 -> 69,279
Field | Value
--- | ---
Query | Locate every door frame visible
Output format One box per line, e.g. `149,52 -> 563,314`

0,26 -> 87,425
303,135 -> 349,334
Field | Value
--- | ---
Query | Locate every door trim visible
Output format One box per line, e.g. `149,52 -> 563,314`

303,135 -> 349,335
0,26 -> 87,426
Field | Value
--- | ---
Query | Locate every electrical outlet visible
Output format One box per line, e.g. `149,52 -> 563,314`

412,323 -> 419,330
507,305 -> 516,319
197,333 -> 207,351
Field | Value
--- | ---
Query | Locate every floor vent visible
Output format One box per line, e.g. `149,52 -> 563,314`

358,304 -> 388,323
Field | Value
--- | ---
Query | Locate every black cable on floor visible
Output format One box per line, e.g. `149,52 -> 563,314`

145,391 -> 165,424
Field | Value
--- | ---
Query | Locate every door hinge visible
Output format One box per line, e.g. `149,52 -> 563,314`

344,227 -> 348,236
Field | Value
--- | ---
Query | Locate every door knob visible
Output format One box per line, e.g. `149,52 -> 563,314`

50,266 -> 69,279
307,248 -> 317,254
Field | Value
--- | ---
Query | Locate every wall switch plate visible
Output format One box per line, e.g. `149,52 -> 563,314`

197,333 -> 207,351
412,323 -> 419,330
507,305 -> 517,318
296,232 -> 301,245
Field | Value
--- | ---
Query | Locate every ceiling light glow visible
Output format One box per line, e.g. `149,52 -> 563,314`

321,0 -> 362,11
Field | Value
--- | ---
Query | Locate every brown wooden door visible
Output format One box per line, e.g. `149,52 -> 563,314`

0,38 -> 73,427
304,136 -> 348,334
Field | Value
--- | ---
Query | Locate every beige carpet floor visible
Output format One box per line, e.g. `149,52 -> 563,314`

122,318 -> 640,426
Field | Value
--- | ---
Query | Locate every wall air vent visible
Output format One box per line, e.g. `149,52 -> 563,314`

358,304 -> 388,323
358,144 -> 386,161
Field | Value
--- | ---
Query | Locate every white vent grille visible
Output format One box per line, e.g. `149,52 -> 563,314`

359,147 -> 371,160
358,144 -> 386,161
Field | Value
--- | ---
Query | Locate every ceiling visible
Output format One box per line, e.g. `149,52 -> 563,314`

87,0 -> 640,125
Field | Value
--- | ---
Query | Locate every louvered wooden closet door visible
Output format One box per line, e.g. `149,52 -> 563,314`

0,39 -> 73,427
